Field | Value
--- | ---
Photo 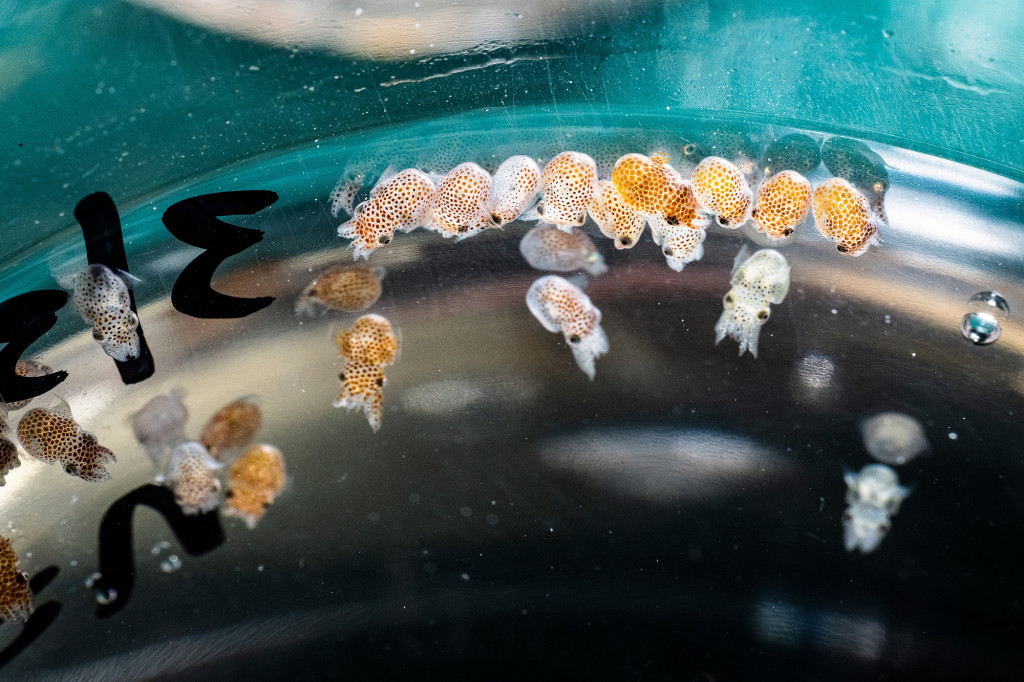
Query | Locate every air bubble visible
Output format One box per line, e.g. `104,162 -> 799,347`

160,554 -> 182,573
83,572 -> 102,589
960,312 -> 1001,345
968,291 -> 1009,316
95,586 -> 118,605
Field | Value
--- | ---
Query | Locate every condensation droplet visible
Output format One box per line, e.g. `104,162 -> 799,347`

95,586 -> 118,605
961,312 -> 1001,345
968,291 -> 1009,317
460,506 -> 472,517
160,554 -> 182,573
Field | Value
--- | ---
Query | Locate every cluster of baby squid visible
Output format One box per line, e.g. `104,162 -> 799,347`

331,142 -> 883,268
132,393 -> 287,527
326,136 -> 887,379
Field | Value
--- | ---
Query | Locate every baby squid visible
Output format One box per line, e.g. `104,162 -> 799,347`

714,248 -> 791,358
526,275 -> 609,380
691,156 -> 754,228
649,220 -> 707,272
71,263 -> 140,362
164,441 -> 223,516
295,265 -> 385,316
487,155 -> 541,226
589,180 -> 648,250
428,162 -> 495,240
751,170 -> 812,239
337,168 -> 436,260
333,313 -> 400,432
17,404 -> 116,482
842,464 -> 909,553
811,177 -> 880,256
199,397 -> 263,460
2,359 -> 53,411
223,444 -> 287,529
132,392 -> 189,468
536,152 -> 599,231
519,223 -> 608,276
611,152 -> 709,231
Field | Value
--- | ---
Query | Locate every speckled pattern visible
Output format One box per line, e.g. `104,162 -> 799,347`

337,168 -> 436,260
526,275 -> 608,380
691,156 -> 754,228
812,177 -> 880,255
752,170 -> 812,238
16,407 -> 116,482
296,265 -> 384,316
536,152 -> 598,229
0,536 -> 34,624
200,399 -> 262,458
224,444 -> 287,529
428,162 -> 494,239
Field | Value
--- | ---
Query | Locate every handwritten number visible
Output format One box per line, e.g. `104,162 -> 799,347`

92,485 -> 224,618
162,191 -> 278,319
74,192 -> 155,384
0,291 -> 69,404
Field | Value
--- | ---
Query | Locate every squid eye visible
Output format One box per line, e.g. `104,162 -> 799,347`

718,216 -> 731,227
756,309 -> 770,321
378,234 -> 391,245
619,236 -> 632,246
663,247 -> 675,257
376,377 -> 385,387
836,243 -> 849,253
724,294 -> 735,305
491,213 -> 504,225
92,329 -> 106,341
568,334 -> 581,344
338,373 -> 346,382
665,215 -> 679,226
783,228 -> 794,236
575,213 -> 586,226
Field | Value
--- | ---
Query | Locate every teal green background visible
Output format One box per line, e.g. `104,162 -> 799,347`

2,0 -> 1022,259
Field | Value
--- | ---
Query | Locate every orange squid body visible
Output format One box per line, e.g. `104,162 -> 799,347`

337,169 -> 436,260
811,178 -> 880,256
752,170 -> 812,239
691,156 -> 754,228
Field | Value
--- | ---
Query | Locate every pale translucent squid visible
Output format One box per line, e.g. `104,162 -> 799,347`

526,275 -> 608,380
714,248 -> 791,358
842,463 -> 909,553
70,263 -> 140,362
519,223 -> 608,276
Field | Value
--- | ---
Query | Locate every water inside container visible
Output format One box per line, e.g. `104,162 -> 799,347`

3,1 -> 1024,679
